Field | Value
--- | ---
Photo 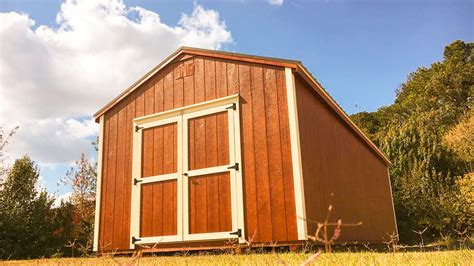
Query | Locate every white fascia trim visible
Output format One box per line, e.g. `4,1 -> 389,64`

285,67 -> 308,240
93,115 -> 105,252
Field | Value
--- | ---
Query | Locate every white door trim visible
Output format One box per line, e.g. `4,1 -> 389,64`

130,94 -> 244,248
186,165 -> 232,177
285,67 -> 308,240
233,99 -> 245,243
137,173 -> 181,184
132,235 -> 182,246
181,99 -> 244,243
130,115 -> 183,249
134,94 -> 240,125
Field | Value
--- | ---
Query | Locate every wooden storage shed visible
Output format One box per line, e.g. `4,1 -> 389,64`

92,47 -> 397,252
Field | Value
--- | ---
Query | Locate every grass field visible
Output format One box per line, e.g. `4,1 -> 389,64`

2,250 -> 472,265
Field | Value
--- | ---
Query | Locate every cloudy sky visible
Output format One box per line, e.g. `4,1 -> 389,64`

0,0 -> 472,198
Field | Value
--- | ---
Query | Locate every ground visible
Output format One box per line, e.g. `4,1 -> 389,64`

2,250 -> 472,265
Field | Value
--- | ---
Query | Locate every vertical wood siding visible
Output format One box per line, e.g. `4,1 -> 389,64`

98,57 -> 297,250
294,75 -> 397,243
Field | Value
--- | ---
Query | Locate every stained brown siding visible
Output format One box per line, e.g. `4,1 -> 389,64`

294,75 -> 397,243
98,56 -> 297,251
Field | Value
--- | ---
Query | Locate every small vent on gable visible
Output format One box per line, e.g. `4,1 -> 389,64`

184,62 -> 194,77
174,66 -> 183,79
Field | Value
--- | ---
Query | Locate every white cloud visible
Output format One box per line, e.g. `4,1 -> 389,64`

266,0 -> 284,6
9,118 -> 98,165
64,118 -> 98,139
54,192 -> 72,207
0,0 -> 232,167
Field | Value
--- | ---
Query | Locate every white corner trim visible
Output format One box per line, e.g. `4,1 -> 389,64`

93,115 -> 105,252
285,67 -> 308,240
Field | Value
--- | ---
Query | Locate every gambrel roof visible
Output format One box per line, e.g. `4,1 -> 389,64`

94,47 -> 390,165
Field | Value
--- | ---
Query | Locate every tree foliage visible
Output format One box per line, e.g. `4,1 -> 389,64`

443,110 -> 474,166
351,40 -> 473,243
0,151 -> 97,259
0,156 -> 57,259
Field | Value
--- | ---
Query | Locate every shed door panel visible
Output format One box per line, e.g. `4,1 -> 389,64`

140,181 -> 177,237
188,112 -> 232,234
142,124 -> 177,177
183,106 -> 241,242
140,123 -> 178,237
188,113 -> 229,170
189,172 -> 232,234
130,117 -> 182,246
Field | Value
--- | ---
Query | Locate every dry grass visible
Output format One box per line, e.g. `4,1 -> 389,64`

2,250 -> 472,265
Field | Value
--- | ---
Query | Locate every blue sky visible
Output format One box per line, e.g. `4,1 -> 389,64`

3,0 -> 472,112
0,0 -> 472,197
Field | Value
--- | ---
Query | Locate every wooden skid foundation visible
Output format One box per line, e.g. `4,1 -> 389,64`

98,241 -> 306,255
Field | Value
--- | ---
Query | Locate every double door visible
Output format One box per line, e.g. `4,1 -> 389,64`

130,95 -> 245,248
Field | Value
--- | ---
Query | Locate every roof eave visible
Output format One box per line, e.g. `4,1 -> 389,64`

93,47 -> 185,122
93,47 -> 300,121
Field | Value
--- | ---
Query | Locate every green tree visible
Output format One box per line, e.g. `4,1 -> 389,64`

443,110 -> 474,228
351,40 -> 473,243
443,109 -> 474,168
0,156 -> 56,259
52,201 -> 75,257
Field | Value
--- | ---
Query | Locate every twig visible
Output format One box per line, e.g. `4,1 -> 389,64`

300,250 -> 321,266
301,194 -> 363,253
412,227 -> 428,252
